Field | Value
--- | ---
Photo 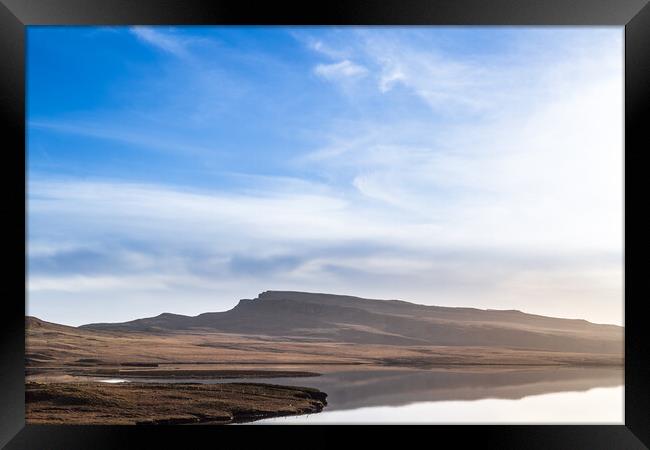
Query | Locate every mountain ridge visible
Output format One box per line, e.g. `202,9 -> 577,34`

75,290 -> 622,354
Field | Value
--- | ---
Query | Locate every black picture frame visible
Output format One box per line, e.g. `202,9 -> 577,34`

1,0 -> 648,448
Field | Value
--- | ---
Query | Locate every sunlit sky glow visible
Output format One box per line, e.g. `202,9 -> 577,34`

27,26 -> 623,326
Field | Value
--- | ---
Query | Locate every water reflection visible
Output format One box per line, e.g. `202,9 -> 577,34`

256,385 -> 623,424
248,366 -> 623,424
103,366 -> 623,423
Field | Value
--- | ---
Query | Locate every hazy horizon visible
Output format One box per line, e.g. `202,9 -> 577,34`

27,26 -> 623,327
28,289 -> 625,328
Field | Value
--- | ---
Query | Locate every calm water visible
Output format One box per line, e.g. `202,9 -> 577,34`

99,366 -> 623,424
254,385 -> 623,424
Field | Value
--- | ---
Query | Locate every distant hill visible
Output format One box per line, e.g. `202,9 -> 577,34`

27,316 -> 79,332
78,291 -> 623,354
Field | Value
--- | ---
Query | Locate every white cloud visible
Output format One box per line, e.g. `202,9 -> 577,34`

375,51 -> 488,113
378,66 -> 406,93
130,26 -> 189,57
29,274 -> 172,293
309,39 -> 349,60
314,60 -> 368,81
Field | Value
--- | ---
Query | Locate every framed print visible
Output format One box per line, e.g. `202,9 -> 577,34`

1,0 -> 648,448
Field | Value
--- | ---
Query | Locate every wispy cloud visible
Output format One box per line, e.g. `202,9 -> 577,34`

297,29 -> 623,253
29,120 -> 220,158
130,26 -> 190,57
308,39 -> 350,60
290,30 -> 353,60
314,59 -> 368,81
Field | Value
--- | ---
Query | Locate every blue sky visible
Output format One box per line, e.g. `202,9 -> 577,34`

27,26 -> 623,326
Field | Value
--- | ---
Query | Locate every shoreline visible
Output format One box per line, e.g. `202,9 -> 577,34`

26,381 -> 328,425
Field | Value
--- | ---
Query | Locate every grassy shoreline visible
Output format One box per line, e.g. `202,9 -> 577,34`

26,381 -> 328,425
